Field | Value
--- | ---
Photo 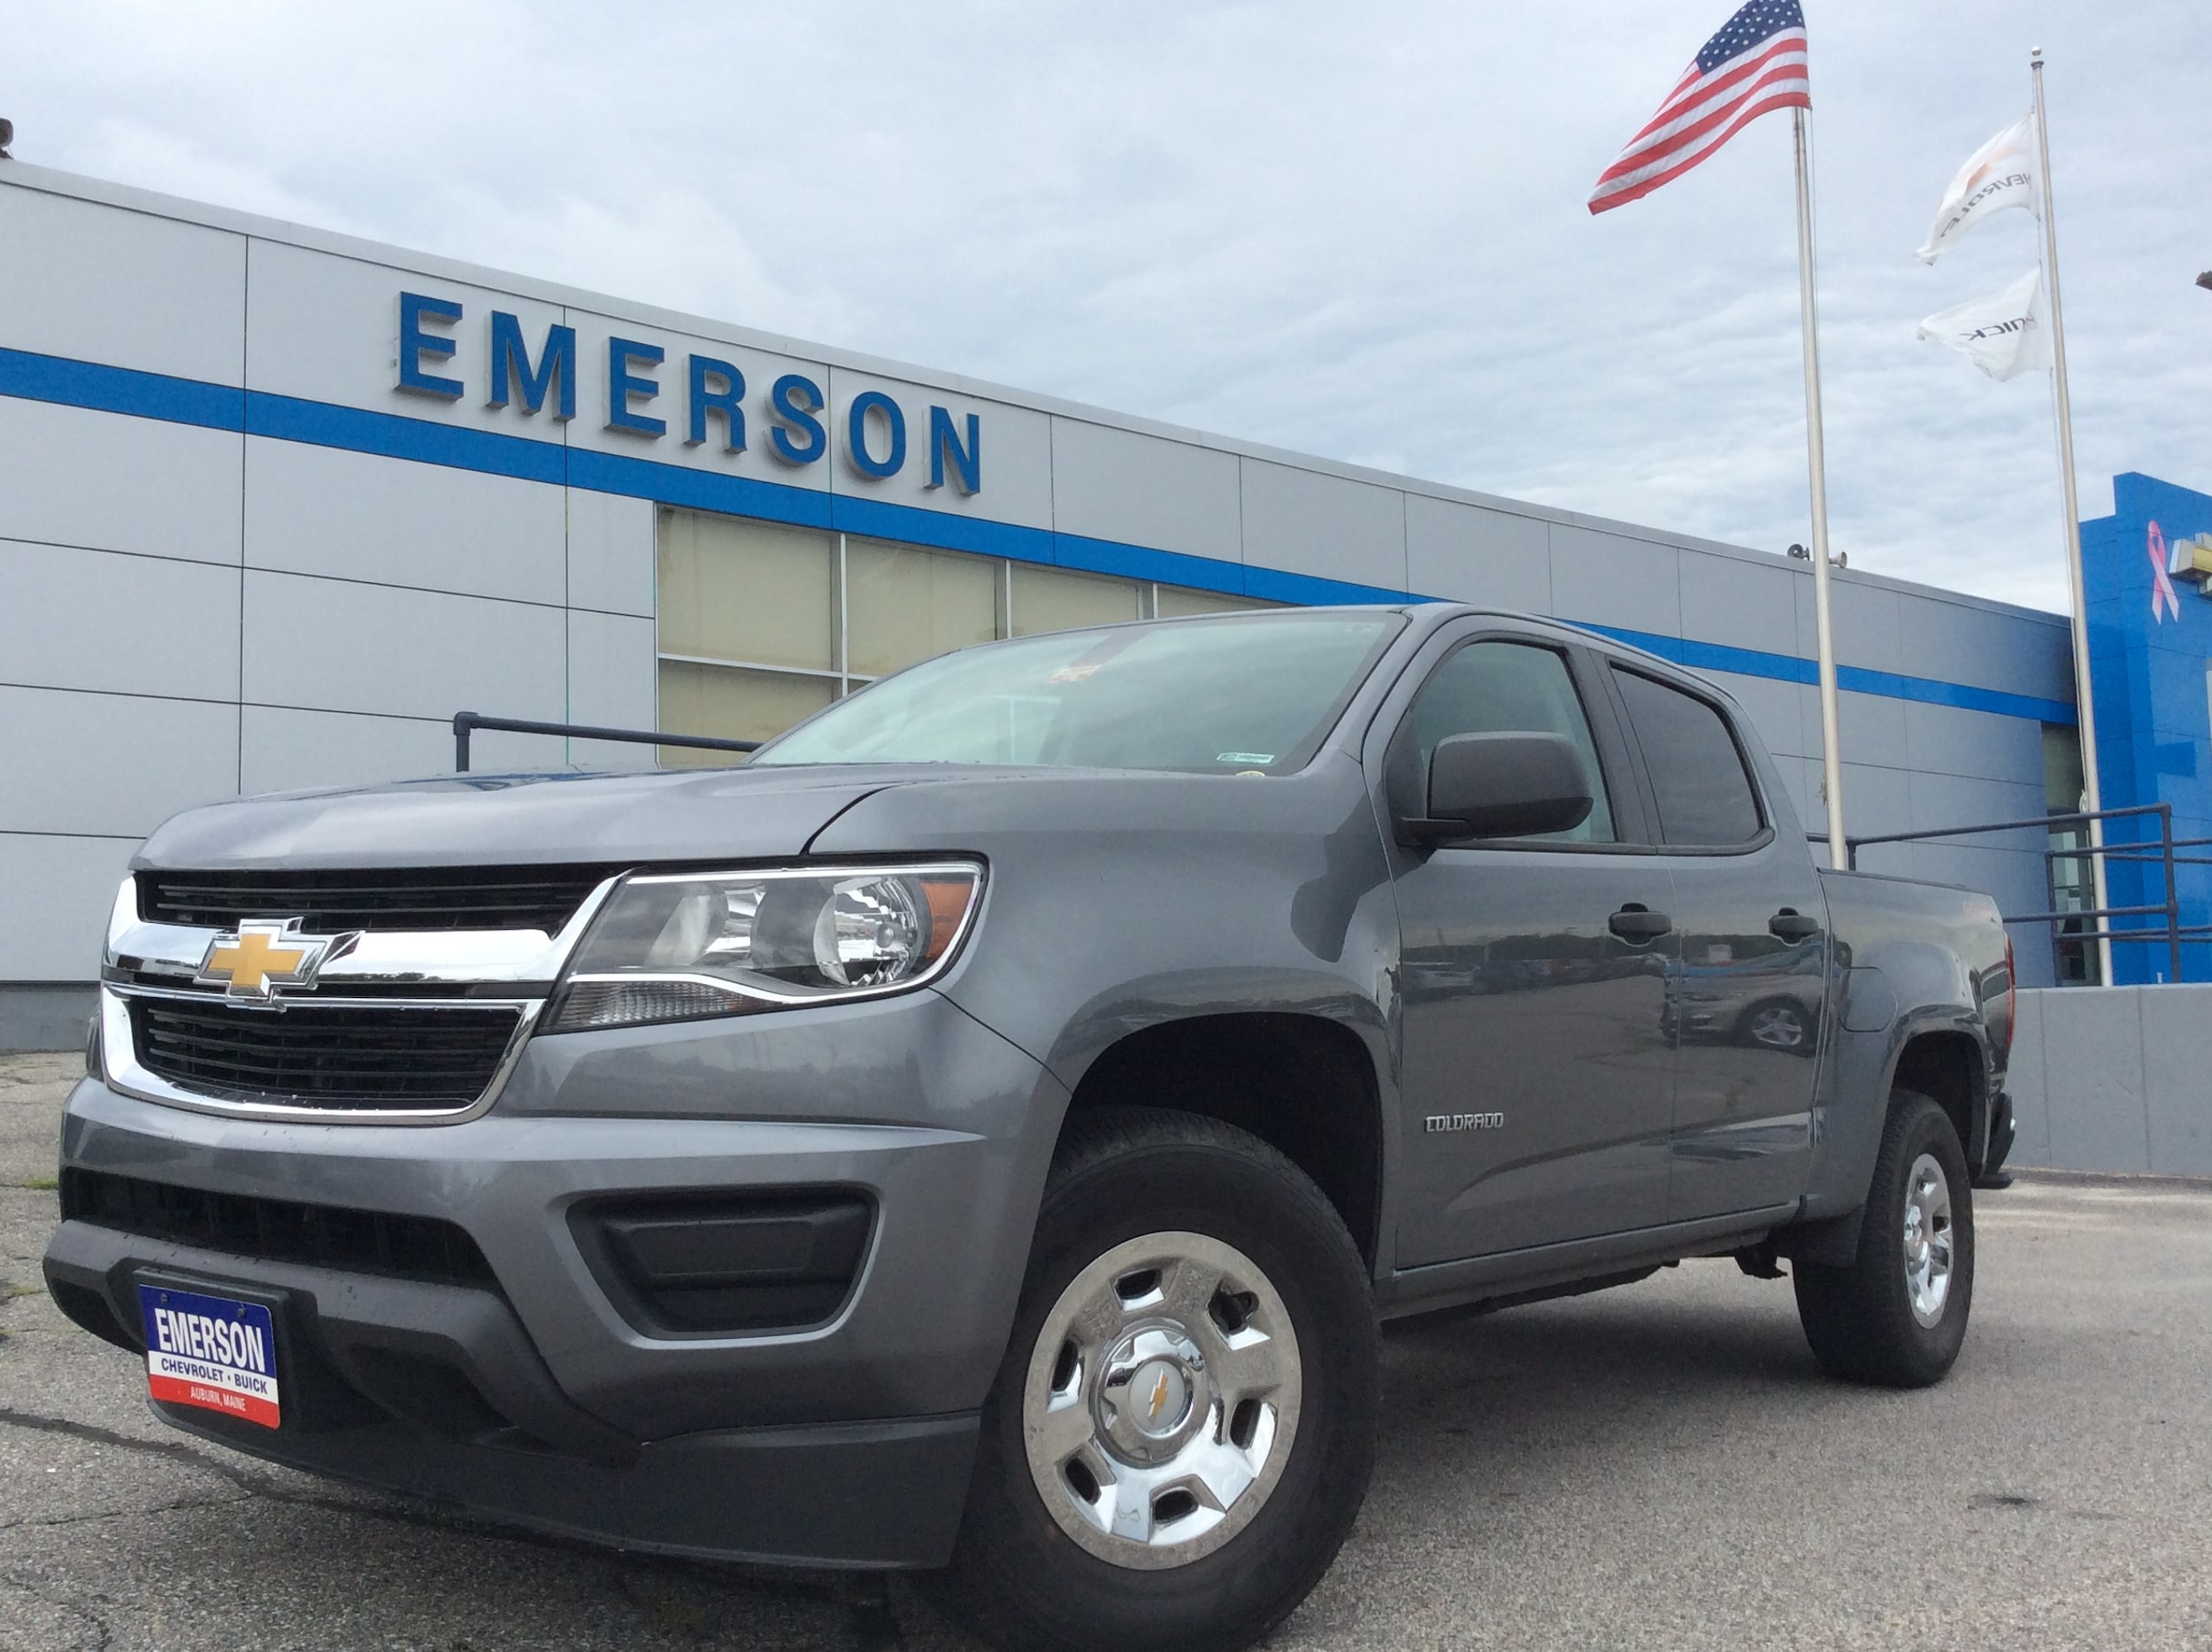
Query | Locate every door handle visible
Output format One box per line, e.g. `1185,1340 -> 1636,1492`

1769,909 -> 1822,942
1609,904 -> 1672,941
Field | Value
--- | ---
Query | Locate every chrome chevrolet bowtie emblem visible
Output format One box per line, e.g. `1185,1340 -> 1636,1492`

195,918 -> 353,1003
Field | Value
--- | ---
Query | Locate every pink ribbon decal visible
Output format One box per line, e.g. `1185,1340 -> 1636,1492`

2148,520 -> 2182,622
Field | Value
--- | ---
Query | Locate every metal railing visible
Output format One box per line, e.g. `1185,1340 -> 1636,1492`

1821,803 -> 2212,985
450,711 -> 759,773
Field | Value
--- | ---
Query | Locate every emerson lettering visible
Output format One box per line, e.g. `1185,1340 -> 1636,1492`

395,290 -> 981,492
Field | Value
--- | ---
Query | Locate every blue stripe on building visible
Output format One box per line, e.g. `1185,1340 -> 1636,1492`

0,342 -> 2075,727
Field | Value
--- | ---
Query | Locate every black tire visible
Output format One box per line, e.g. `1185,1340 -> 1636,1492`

1793,1089 -> 1975,1387
941,1106 -> 1379,1652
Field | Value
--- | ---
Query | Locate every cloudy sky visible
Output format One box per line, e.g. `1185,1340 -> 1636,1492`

12,1 -> 2210,615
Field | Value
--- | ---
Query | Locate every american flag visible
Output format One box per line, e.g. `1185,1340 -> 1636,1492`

1588,0 -> 1810,214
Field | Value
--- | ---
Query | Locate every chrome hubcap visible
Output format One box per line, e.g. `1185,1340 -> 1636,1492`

1022,1232 -> 1302,1570
1901,1152 -> 1955,1327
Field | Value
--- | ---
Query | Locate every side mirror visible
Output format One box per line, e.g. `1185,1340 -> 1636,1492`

1402,732 -> 1594,843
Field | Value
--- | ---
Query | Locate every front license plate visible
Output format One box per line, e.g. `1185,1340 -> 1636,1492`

136,1283 -> 280,1429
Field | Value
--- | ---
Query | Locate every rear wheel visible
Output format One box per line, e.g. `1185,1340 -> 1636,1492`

944,1107 -> 1379,1652
1794,1089 -> 1974,1387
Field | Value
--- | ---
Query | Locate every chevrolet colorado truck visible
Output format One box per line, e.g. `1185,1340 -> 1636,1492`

45,604 -> 2015,1652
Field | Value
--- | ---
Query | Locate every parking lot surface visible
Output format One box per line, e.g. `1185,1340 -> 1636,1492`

4,1049 -> 2210,1650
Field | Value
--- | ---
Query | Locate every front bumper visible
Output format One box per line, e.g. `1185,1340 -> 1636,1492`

42,988 -> 1064,1567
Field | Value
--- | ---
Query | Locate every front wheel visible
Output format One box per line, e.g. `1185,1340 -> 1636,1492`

1794,1088 -> 1975,1387
942,1107 -> 1379,1652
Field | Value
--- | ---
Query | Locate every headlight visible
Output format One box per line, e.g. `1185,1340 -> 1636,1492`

546,861 -> 984,1033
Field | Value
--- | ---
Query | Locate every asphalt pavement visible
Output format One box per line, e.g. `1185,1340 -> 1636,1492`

4,1049 -> 2209,1650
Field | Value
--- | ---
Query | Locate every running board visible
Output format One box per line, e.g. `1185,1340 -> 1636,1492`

1374,1203 -> 1800,1321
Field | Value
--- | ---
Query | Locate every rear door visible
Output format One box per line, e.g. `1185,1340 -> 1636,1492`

1381,630 -> 1679,1265
1602,664 -> 1826,1221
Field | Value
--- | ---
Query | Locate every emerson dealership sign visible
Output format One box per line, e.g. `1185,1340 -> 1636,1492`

394,290 -> 983,494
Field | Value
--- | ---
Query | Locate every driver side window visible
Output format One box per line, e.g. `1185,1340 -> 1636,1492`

1402,642 -> 1616,843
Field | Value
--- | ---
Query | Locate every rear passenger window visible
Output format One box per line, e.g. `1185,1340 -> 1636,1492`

1612,669 -> 1763,846
1402,642 -> 1615,842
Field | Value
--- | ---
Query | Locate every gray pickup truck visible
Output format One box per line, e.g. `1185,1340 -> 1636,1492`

46,604 -> 2014,1652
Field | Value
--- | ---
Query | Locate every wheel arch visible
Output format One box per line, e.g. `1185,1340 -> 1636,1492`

1889,1028 -> 1988,1172
1058,1011 -> 1386,1272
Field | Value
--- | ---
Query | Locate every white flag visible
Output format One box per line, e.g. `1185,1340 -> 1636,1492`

1917,269 -> 2048,380
1916,113 -> 2040,263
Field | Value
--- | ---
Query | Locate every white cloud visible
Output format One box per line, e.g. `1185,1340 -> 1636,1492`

10,0 -> 2209,622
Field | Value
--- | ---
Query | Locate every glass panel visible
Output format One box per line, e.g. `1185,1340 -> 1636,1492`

657,660 -> 834,765
2040,721 -> 2085,812
1404,642 -> 1613,842
1009,565 -> 1142,636
846,538 -> 1002,677
1156,585 -> 1275,618
1612,668 -> 1762,845
658,511 -> 833,671
757,612 -> 1399,774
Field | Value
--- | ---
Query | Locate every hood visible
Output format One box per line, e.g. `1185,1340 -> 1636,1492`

134,765 -> 940,871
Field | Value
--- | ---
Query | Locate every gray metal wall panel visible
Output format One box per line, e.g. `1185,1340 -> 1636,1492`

0,834 -> 136,981
2007,918 -> 2059,991
1239,459 -> 1405,590
2140,987 -> 2212,1176
565,610 -> 658,772
0,399 -> 243,566
1906,772 -> 2046,838
242,571 -> 567,723
2006,987 -> 2052,1163
0,540 -> 240,702
240,705 -> 565,795
1823,579 -> 1904,674
2038,987 -> 2150,1172
1904,700 -> 2050,785
1547,524 -> 1679,636
0,984 -> 97,1052
1049,419 -> 1242,566
1678,548 -> 1799,654
1899,593 -> 2072,703
243,438 -> 568,605
1834,688 -> 1908,769
0,183 -> 243,382
2008,986 -> 2212,1173
1402,495 -> 1549,613
1834,761 -> 1914,842
0,686 -> 237,836
567,490 -> 657,618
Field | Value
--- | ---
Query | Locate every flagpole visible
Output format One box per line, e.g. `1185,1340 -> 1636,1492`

1793,106 -> 1848,871
2032,47 -> 2113,984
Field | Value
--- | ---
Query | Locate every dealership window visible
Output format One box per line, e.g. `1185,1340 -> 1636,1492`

654,506 -> 1279,762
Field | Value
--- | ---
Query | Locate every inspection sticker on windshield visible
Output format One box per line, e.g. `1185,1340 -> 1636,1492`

136,1284 -> 280,1428
1216,752 -> 1276,765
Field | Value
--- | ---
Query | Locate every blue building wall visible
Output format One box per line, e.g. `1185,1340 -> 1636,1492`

2083,472 -> 2212,984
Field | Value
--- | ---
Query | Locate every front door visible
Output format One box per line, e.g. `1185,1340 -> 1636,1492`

1388,638 -> 1679,1266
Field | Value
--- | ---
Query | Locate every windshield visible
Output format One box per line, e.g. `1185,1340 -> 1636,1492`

753,611 -> 1401,773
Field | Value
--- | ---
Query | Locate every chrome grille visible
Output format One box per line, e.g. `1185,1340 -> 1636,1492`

128,997 -> 521,1108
